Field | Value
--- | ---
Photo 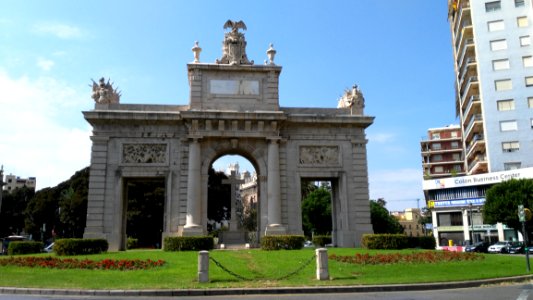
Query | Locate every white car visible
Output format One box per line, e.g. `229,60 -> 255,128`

487,241 -> 512,253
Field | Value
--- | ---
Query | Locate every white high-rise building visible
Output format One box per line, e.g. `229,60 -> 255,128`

448,0 -> 533,174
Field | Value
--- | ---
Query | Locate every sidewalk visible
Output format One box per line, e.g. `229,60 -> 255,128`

1,275 -> 532,297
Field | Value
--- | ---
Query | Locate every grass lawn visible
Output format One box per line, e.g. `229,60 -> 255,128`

0,248 -> 530,290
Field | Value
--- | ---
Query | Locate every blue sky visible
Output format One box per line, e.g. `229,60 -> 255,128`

0,1 -> 456,211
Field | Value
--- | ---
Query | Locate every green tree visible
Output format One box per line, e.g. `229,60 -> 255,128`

0,187 -> 34,237
369,199 -> 404,234
207,167 -> 231,231
301,187 -> 332,237
483,179 -> 533,238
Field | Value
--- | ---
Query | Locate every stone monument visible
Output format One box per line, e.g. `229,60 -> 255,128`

220,170 -> 246,244
83,20 -> 374,251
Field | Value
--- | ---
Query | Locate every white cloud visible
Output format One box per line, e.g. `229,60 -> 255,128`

33,22 -> 83,39
37,58 -> 55,71
368,132 -> 395,143
368,168 -> 425,211
0,70 -> 91,190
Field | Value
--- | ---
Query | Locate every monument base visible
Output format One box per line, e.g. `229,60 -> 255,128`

264,225 -> 287,236
220,230 -> 247,245
181,226 -> 204,236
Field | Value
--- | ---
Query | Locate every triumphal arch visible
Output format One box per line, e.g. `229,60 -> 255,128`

83,21 -> 374,251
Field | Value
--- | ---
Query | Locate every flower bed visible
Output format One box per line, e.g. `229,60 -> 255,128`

329,251 -> 484,265
0,256 -> 165,270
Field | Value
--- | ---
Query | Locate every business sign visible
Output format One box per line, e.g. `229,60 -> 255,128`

428,197 -> 485,208
422,167 -> 533,190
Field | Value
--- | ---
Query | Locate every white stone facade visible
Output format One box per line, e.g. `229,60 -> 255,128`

83,22 -> 374,250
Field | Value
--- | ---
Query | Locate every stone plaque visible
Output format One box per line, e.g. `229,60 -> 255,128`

122,144 -> 167,164
210,79 -> 259,95
299,146 -> 339,165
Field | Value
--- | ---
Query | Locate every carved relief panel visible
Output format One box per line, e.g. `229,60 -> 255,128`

299,146 -> 340,166
121,143 -> 168,165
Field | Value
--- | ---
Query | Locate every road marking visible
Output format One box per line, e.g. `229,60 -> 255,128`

518,289 -> 530,300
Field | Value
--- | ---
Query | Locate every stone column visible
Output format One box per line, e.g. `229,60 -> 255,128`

265,138 -> 285,235
185,138 -> 202,232
267,138 -> 281,227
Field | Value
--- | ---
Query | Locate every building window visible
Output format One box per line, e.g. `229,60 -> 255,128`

492,59 -> 510,70
452,153 -> 461,161
495,79 -> 512,91
432,132 -> 440,140
434,166 -> 444,173
490,39 -> 508,51
485,1 -> 501,12
517,16 -> 529,28
520,35 -> 531,46
524,56 -> 533,67
502,141 -> 520,152
529,97 -> 533,108
526,76 -> 533,87
500,120 -> 518,131
437,212 -> 463,226
432,154 -> 443,162
497,99 -> 515,111
505,162 -> 521,170
432,143 -> 442,150
451,131 -> 459,138
515,0 -> 525,7
451,141 -> 460,148
531,118 -> 533,128
453,164 -> 462,171
488,20 -> 505,31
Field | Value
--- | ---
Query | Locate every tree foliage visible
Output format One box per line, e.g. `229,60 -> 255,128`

301,186 -> 332,237
207,167 -> 231,230
23,167 -> 89,241
483,179 -> 533,236
0,187 -> 34,237
370,199 -> 404,234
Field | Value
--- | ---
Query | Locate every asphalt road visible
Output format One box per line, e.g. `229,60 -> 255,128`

0,282 -> 532,300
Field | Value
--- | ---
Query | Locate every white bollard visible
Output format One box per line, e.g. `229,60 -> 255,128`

315,248 -> 329,280
198,250 -> 209,283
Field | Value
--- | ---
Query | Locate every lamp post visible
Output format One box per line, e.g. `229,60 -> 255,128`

469,203 -> 474,245
0,165 -> 4,214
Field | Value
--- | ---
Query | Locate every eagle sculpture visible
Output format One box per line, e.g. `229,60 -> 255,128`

223,20 -> 247,32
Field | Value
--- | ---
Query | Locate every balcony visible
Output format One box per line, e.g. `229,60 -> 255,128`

455,24 -> 473,54
459,76 -> 478,104
453,1 -> 471,36
457,39 -> 475,72
468,155 -> 488,174
464,113 -> 483,140
458,58 -> 477,89
462,95 -> 481,120
465,134 -> 485,159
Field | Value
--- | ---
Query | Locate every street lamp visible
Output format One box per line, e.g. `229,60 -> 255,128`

469,203 -> 474,245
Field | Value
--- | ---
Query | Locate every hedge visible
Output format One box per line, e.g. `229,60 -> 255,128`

312,235 -> 332,247
7,241 -> 44,255
260,235 -> 305,250
362,234 -> 436,250
361,234 -> 409,250
163,236 -> 214,251
54,238 -> 108,256
127,238 -> 139,250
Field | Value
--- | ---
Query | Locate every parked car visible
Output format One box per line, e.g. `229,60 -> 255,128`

43,242 -> 55,253
508,242 -> 525,254
488,241 -> 512,253
465,241 -> 489,253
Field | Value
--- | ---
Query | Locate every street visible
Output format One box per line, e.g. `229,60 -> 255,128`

0,282 -> 532,300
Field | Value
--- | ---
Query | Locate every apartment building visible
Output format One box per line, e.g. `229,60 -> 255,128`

449,0 -> 533,174
2,174 -> 36,193
421,125 -> 465,179
421,0 -> 533,248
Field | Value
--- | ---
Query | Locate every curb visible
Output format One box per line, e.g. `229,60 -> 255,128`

1,275 -> 533,297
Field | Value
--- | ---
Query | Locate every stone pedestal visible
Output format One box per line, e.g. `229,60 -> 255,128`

264,225 -> 287,235
220,230 -> 247,245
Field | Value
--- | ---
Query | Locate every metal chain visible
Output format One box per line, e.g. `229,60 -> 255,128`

275,254 -> 316,280
209,253 -> 316,281
209,256 -> 252,281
